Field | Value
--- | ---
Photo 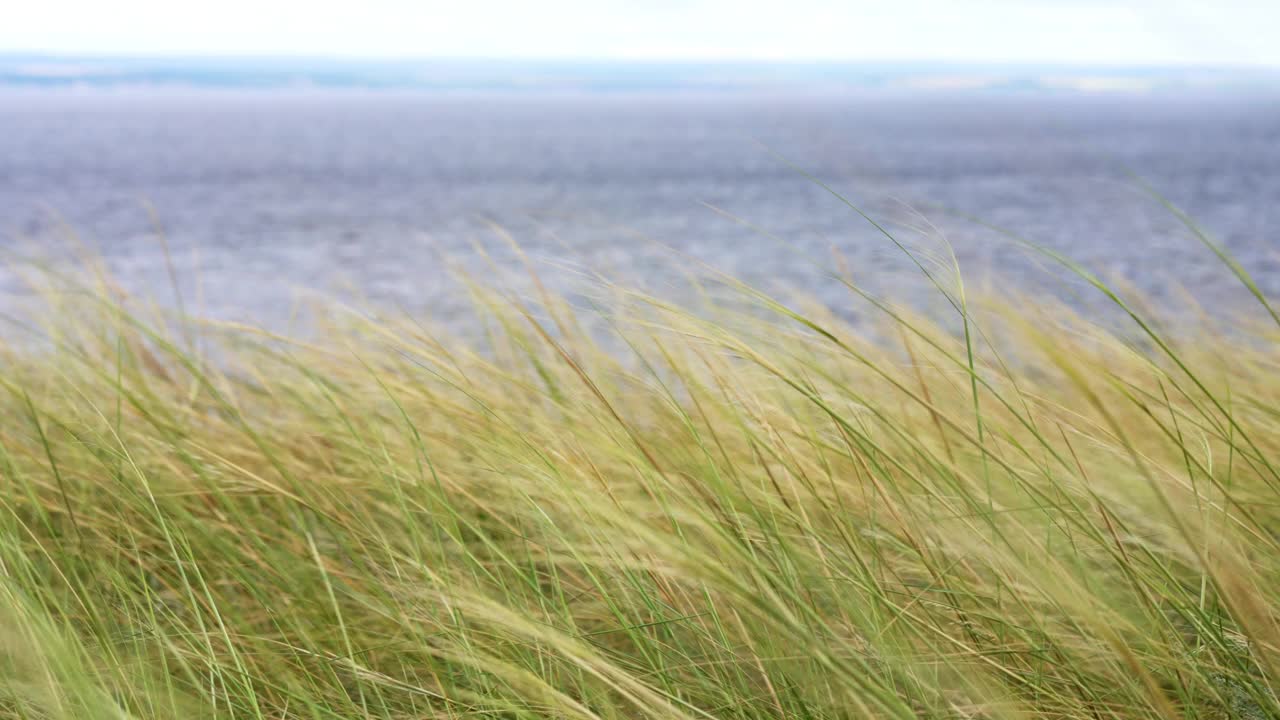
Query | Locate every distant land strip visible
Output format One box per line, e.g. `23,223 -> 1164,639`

3,55 -> 1279,93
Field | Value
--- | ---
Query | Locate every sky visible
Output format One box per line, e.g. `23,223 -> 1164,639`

3,0 -> 1279,67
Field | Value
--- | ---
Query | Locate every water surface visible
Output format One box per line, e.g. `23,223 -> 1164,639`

2,88 -> 1277,328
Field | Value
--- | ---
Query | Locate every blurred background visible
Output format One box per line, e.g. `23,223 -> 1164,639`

2,1 -> 1278,329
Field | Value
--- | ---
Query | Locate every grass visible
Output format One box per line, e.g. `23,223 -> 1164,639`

0,218 -> 1278,719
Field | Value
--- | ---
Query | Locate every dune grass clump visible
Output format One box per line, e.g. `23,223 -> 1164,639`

0,236 -> 1278,719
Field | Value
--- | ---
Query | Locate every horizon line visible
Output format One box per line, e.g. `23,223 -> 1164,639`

3,52 -> 1279,72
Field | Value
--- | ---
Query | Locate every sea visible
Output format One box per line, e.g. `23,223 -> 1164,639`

2,86 -> 1278,331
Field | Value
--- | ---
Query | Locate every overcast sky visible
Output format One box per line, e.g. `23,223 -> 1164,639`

4,0 -> 1278,66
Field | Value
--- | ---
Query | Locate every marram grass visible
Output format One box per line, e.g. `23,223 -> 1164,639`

0,245 -> 1278,720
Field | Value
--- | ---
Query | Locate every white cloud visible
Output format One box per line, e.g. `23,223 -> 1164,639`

2,0 -> 1277,66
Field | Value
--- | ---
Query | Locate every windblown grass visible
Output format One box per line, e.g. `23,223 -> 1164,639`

0,231 -> 1278,719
